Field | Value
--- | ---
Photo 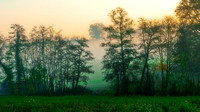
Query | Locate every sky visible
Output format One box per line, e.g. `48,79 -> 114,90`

0,0 -> 181,38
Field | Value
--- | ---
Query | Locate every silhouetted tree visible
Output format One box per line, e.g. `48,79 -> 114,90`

70,38 -> 94,92
174,0 -> 200,93
102,7 -> 136,95
138,18 -> 160,95
160,16 -> 178,95
102,41 -> 121,96
9,24 -> 26,92
0,34 -> 14,93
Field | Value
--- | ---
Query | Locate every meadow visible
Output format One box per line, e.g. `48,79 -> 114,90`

0,96 -> 200,112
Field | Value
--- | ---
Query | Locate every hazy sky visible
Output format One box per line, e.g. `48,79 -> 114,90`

0,0 -> 180,38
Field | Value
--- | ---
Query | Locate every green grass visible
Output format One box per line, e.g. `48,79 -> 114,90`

0,96 -> 200,112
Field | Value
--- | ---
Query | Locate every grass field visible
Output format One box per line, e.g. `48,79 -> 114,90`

0,96 -> 200,112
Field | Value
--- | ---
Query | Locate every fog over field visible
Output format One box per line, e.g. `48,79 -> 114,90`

0,0 -> 199,98
86,39 -> 109,90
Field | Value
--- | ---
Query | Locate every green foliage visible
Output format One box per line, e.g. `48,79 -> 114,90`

89,23 -> 105,39
27,63 -> 47,95
0,96 -> 200,112
0,1 -> 200,97
102,7 -> 136,96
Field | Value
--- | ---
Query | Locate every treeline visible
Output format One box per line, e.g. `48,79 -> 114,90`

0,25 -> 94,95
0,0 -> 200,96
101,0 -> 200,96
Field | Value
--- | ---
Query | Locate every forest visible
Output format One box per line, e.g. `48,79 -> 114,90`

0,0 -> 200,97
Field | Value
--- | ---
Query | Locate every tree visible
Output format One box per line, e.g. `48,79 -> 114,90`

1,24 -> 94,95
0,34 -> 14,93
89,23 -> 105,39
62,39 -> 73,91
151,16 -> 178,96
175,0 -> 200,81
175,0 -> 200,25
70,38 -> 94,92
9,24 -> 26,91
101,7 -> 136,95
160,16 -> 178,95
173,0 -> 200,95
30,25 -> 49,66
138,18 -> 160,95
102,42 -> 121,95
29,25 -> 54,94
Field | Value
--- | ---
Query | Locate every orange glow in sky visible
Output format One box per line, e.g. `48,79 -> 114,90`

0,0 -> 181,38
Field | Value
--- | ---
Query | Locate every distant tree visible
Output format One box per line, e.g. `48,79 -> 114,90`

101,7 -> 136,95
89,23 -> 105,39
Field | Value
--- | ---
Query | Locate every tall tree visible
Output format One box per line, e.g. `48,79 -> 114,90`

138,18 -> 160,95
175,0 -> 200,87
29,25 -> 53,94
160,16 -> 178,95
102,41 -> 121,95
101,7 -> 136,95
9,24 -> 26,90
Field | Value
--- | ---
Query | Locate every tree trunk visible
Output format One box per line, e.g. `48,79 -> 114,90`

115,69 -> 120,96
161,61 -> 165,95
15,32 -> 23,89
139,51 -> 149,90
